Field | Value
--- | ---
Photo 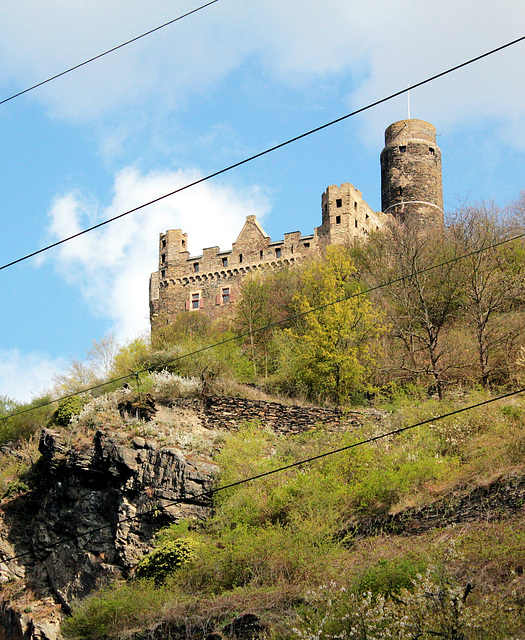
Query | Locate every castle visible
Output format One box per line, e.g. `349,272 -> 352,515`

149,119 -> 443,330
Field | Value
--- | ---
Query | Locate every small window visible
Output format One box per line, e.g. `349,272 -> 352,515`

354,202 -> 358,209
162,239 -> 166,248
304,242 -> 310,248
239,253 -> 243,264
222,257 -> 228,268
336,198 -> 342,208
336,215 -> 341,224
161,254 -> 166,263
366,213 -> 369,220
429,147 -> 435,155
260,250 -> 263,259
222,287 -> 230,304
161,269 -> 166,278
275,248 -> 281,258
193,262 -> 199,273
355,219 -> 358,228
291,245 -> 294,254
324,204 -> 328,215
182,239 -> 186,247
191,293 -> 200,310
399,145 -> 407,153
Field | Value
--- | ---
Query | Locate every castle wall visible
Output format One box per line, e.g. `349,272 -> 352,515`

150,119 -> 444,330
149,184 -> 386,330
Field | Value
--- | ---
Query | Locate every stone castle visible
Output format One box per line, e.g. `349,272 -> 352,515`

149,119 -> 443,329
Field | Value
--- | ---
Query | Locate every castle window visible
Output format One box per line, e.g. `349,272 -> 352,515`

260,250 -> 263,259
336,198 -> 342,208
162,239 -> 166,248
336,215 -> 341,224
222,287 -> 230,304
239,253 -> 243,264
429,147 -> 435,155
222,257 -> 228,268
191,293 -> 201,310
194,262 -> 199,273
366,213 -> 369,220
161,269 -> 166,278
182,239 -> 186,247
399,145 -> 406,153
161,254 -> 166,263
304,242 -> 310,248
275,247 -> 281,258
354,202 -> 358,209
291,245 -> 294,254
355,219 -> 358,228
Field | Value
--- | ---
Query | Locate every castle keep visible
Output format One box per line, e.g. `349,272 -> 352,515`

150,119 -> 443,330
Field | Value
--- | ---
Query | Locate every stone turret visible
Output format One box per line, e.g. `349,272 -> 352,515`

380,119 -> 443,227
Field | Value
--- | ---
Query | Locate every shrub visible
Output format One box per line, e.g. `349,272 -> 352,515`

52,396 -> 86,427
61,581 -> 167,640
135,538 -> 199,586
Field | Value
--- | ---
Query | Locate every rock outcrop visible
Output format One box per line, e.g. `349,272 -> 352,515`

0,427 -> 217,639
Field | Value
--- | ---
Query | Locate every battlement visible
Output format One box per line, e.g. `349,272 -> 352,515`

150,119 -> 443,329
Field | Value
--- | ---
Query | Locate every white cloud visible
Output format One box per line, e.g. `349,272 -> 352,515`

43,167 -> 271,342
0,349 -> 65,404
1,0 -> 524,146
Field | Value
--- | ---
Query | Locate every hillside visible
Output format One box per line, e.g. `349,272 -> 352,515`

1,380 -> 525,639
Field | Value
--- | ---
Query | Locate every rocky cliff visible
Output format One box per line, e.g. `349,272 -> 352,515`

0,426 -> 217,640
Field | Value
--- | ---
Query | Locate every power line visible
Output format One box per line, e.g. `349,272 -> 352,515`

1,34 -> 525,273
1,229 -> 524,425
3,385 -> 524,564
0,0 -> 221,107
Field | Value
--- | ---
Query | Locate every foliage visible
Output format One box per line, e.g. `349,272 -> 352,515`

0,395 -> 54,444
149,370 -> 202,403
52,395 -> 86,427
61,581 -> 168,640
280,246 -> 387,404
135,538 -> 199,586
292,567 -> 522,640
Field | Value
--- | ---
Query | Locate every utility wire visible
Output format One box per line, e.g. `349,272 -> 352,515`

2,385 -> 524,564
0,0 -> 221,106
1,33 -> 525,272
1,229 -> 524,424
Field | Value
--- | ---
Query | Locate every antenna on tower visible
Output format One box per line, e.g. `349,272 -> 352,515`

407,85 -> 411,119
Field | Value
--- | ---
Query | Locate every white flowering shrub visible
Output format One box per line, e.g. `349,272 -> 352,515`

149,370 -> 202,403
71,390 -> 128,430
292,569 -> 520,640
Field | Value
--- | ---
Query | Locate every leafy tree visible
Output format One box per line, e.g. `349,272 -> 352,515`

282,246 -> 386,404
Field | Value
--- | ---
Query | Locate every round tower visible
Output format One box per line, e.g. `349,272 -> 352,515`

380,119 -> 443,226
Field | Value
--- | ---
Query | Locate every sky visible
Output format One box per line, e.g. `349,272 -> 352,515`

1,0 -> 525,402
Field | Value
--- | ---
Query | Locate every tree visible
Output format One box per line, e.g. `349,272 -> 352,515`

361,217 -> 465,399
235,267 -> 303,378
282,246 -> 386,404
450,203 -> 525,386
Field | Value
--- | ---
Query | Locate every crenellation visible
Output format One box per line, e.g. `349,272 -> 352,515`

150,119 -> 443,330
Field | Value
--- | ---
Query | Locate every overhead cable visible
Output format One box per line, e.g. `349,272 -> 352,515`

0,0 -> 221,106
3,385 -> 524,564
1,33 -> 525,272
1,229 -> 524,424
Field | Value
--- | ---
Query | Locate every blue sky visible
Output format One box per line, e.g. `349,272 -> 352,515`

1,0 -> 525,401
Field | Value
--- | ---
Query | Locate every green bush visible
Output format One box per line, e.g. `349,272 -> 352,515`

52,396 -> 86,427
61,581 -> 167,640
135,538 -> 199,585
353,555 -> 427,596
0,395 -> 53,444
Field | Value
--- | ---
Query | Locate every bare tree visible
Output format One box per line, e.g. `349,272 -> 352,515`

450,203 -> 524,387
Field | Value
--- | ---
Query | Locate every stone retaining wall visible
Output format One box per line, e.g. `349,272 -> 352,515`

171,396 -> 365,433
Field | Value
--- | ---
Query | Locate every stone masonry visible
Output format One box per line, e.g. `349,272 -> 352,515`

150,119 -> 443,329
